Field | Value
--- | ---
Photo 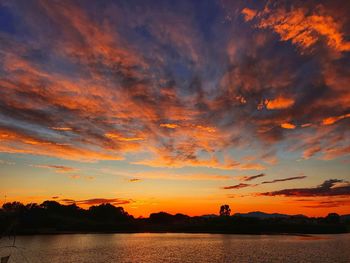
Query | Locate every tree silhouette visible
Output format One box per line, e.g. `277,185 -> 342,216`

325,213 -> 340,224
1,201 -> 348,234
219,204 -> 231,216
88,203 -> 132,222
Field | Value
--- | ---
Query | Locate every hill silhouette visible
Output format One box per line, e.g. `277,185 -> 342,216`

233,211 -> 306,219
1,201 -> 349,235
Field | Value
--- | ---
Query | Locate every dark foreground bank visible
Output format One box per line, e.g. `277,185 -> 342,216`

1,201 -> 349,235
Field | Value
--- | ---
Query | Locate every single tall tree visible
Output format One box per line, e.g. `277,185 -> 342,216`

219,204 -> 231,216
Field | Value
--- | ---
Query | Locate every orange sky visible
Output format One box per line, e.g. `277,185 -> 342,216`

0,0 -> 349,217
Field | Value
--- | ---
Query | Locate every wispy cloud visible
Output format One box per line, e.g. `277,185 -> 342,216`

34,164 -> 78,173
222,183 -> 251,190
223,175 -> 307,190
261,175 -> 307,184
0,159 -> 15,165
68,175 -> 95,180
105,169 -> 232,182
237,173 -> 266,182
61,198 -> 132,206
129,178 -> 141,183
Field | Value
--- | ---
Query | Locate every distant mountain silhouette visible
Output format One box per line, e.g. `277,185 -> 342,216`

233,211 -> 306,219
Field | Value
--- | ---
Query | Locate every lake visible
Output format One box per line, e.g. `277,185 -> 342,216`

1,233 -> 349,263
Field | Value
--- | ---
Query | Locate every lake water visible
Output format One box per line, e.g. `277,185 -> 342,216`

1,233 -> 349,263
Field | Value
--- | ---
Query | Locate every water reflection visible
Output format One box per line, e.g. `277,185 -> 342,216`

1,233 -> 349,263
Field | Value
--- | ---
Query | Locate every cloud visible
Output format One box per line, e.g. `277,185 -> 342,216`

34,164 -> 78,173
160,123 -> 179,129
223,175 -> 307,190
51,127 -> 72,131
241,8 -> 257,22
261,175 -> 307,184
265,96 -> 295,110
322,145 -> 350,160
105,169 -> 232,181
129,178 -> 141,182
0,127 -> 124,161
303,145 -> 322,159
244,3 -> 350,52
290,196 -> 350,208
61,198 -> 132,206
322,113 -> 350,125
280,123 -> 296,129
0,0 -> 349,173
0,159 -> 15,165
68,175 -> 94,180
222,183 -> 251,190
302,200 -> 350,208
133,156 -> 266,171
237,173 -> 266,181
259,179 -> 350,197
105,133 -> 145,142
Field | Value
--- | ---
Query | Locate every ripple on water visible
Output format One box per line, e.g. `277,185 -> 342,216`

1,233 -> 349,263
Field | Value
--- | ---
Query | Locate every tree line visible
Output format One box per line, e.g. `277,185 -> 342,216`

0,201 -> 349,235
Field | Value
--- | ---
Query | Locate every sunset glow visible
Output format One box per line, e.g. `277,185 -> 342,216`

0,0 -> 349,218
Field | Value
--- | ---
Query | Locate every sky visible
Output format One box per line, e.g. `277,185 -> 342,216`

0,0 -> 349,217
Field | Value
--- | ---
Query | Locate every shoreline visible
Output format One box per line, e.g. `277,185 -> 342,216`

11,230 -> 350,236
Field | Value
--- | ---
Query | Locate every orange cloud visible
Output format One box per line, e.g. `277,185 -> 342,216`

303,145 -> 322,159
160,123 -> 179,129
301,123 -> 312,128
322,113 -> 350,125
265,96 -> 294,110
241,8 -> 257,21
34,164 -> 78,173
0,127 -> 123,161
105,133 -> 145,142
195,125 -> 216,133
133,153 -> 265,171
245,4 -> 350,52
280,122 -> 296,129
51,127 -> 72,131
1,0 -> 349,172
322,145 -> 350,160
